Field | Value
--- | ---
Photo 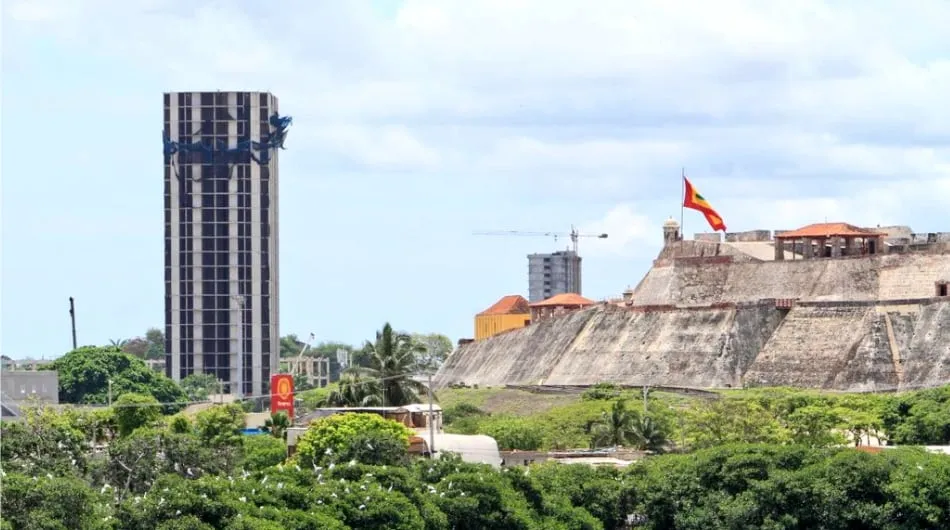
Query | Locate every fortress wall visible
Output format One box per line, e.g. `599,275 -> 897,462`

543,302 -> 784,387
878,255 -> 950,299
894,300 -> 950,388
434,307 -> 596,388
633,254 -> 946,307
435,303 -> 786,389
743,305 -> 898,391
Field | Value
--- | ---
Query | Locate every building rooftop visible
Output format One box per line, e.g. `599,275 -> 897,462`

776,223 -> 886,239
478,295 -> 530,316
529,293 -> 595,307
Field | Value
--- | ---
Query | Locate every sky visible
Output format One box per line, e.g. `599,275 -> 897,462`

2,0 -> 949,360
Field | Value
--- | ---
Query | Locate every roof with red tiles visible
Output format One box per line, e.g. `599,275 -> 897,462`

775,222 -> 886,239
478,295 -> 530,316
529,293 -> 595,307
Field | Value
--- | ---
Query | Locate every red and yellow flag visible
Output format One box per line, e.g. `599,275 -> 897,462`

683,177 -> 727,232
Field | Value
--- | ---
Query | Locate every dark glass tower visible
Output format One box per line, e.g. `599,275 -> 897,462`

163,91 -> 286,397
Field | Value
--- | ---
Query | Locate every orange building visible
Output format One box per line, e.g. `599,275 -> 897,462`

475,295 -> 531,341
529,293 -> 595,322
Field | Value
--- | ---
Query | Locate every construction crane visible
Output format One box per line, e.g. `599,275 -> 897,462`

291,332 -> 316,379
473,225 -> 608,254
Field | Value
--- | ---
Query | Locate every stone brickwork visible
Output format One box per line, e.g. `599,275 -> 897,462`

436,244 -> 950,391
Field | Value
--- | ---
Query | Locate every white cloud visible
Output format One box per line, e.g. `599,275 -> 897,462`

577,205 -> 655,258
6,0 -> 950,232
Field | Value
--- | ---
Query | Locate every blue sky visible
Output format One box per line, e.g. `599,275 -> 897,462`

3,0 -> 949,359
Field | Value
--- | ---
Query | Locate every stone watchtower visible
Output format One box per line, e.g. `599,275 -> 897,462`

663,217 -> 681,246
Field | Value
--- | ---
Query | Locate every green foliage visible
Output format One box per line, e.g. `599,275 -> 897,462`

479,416 -> 545,451
195,404 -> 245,447
590,399 -> 670,452
0,406 -> 91,476
9,405 -> 950,530
684,398 -> 791,449
47,345 -> 187,410
443,402 -> 488,424
114,392 -> 163,436
293,413 -> 412,468
179,373 -> 220,402
1,473 -> 113,529
582,383 -> 622,401
411,332 -> 454,373
242,435 -> 287,471
883,385 -> 950,445
356,322 -> 429,406
320,372 -> 383,407
168,413 -> 193,434
262,411 -> 291,440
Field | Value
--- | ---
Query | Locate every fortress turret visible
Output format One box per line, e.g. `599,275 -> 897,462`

663,217 -> 681,246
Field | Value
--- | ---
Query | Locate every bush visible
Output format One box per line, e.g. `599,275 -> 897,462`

242,435 -> 287,471
293,413 -> 412,468
582,383 -> 621,401
480,416 -> 545,450
443,402 -> 489,424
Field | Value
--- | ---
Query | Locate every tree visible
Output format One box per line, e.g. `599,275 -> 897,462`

120,328 -> 166,360
144,327 -> 165,359
262,411 -> 290,440
356,323 -> 427,406
47,346 -> 187,410
242,435 -> 287,471
113,392 -> 163,436
292,413 -> 412,468
279,334 -> 306,358
590,399 -> 638,448
412,333 -> 453,373
179,373 -> 219,401
320,372 -> 384,407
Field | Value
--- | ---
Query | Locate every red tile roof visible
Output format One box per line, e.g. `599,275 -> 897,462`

478,295 -> 530,316
529,293 -> 595,307
775,223 -> 886,239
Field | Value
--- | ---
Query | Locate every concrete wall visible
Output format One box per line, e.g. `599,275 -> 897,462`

634,253 -> 950,306
435,303 -> 785,389
744,299 -> 950,391
436,250 -> 950,392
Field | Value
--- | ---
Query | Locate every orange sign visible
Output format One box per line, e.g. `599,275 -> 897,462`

270,374 -> 294,418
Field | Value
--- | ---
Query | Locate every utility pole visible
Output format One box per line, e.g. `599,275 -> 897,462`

427,373 -> 436,458
68,297 -> 78,350
108,379 -> 113,407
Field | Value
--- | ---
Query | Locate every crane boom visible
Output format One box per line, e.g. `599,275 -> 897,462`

292,333 -> 316,378
473,225 -> 608,254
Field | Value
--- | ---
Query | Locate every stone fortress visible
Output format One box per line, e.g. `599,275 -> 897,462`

435,221 -> 950,392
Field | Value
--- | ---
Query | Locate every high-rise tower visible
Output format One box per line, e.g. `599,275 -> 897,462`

527,250 -> 582,302
162,91 -> 289,397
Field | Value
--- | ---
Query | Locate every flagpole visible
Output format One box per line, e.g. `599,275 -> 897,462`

680,167 -> 686,244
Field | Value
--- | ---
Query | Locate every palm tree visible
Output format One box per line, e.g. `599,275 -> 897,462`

628,415 -> 668,452
108,338 -> 129,350
321,372 -> 384,407
355,323 -> 428,407
591,399 -> 637,448
263,411 -> 291,440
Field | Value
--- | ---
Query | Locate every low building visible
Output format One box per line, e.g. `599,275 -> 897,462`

0,370 -> 59,421
529,293 -> 595,322
474,295 -> 531,341
774,223 -> 887,260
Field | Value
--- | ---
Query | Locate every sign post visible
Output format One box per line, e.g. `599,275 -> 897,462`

270,374 -> 295,418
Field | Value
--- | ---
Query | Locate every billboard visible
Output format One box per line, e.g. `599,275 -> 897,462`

270,374 -> 294,418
